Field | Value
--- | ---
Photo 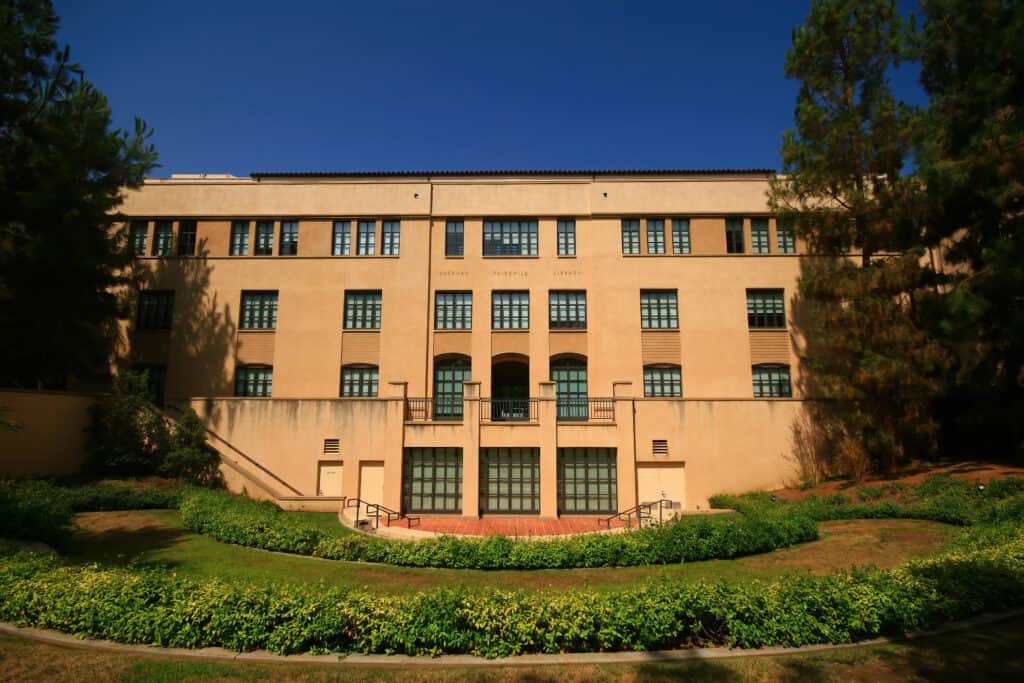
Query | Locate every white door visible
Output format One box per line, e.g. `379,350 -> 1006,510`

318,462 -> 343,496
637,464 -> 685,518
359,462 -> 386,518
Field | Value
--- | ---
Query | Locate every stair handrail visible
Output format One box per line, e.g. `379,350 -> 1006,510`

599,498 -> 675,529
344,498 -> 420,529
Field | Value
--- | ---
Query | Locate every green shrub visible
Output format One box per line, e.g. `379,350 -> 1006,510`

86,371 -> 169,477
158,410 -> 221,486
0,480 -> 73,545
62,482 -> 186,511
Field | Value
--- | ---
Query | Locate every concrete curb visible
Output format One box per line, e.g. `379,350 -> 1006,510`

2,608 -> 1023,667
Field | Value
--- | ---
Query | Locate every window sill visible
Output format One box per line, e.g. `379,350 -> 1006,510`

434,328 -> 472,332
640,328 -> 680,332
491,328 -> 530,333
482,255 -> 540,259
549,328 -> 587,333
343,328 -> 381,333
238,328 -> 276,333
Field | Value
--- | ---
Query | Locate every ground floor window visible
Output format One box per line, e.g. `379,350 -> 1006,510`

479,448 -> 540,514
557,447 -> 617,514
402,447 -> 462,513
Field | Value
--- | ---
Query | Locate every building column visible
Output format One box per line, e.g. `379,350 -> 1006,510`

613,381 -> 637,513
538,380 -> 558,518
385,382 -> 408,512
461,381 -> 481,518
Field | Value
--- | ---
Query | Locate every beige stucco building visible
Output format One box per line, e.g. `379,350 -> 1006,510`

115,169 -> 808,517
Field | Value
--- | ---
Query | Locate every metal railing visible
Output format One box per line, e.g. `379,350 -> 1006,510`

480,398 -> 538,423
599,498 -> 676,529
405,397 -> 464,422
345,497 -> 420,529
556,397 -> 616,422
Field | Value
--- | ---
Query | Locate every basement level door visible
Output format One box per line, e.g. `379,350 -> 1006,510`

359,462 -> 385,518
637,464 -> 685,516
318,462 -> 343,497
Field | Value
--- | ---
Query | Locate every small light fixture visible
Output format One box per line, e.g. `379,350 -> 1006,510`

413,192 -> 419,198
602,192 -> 608,197
770,495 -> 778,502
978,484 -> 987,492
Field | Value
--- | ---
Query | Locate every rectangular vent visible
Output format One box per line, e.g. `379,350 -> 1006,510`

323,438 -> 340,454
652,439 -> 669,456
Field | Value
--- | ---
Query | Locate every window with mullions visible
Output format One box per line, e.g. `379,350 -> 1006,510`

751,218 -> 770,254
483,220 -> 538,256
492,291 -> 529,329
549,291 -> 586,329
332,221 -> 351,255
646,219 -> 665,254
235,365 -> 272,397
621,219 -> 640,254
357,220 -> 376,255
551,358 -> 588,420
240,291 -> 278,330
433,358 -> 470,420
129,221 -> 148,256
434,291 -> 472,330
230,221 -> 249,256
557,219 -> 576,256
382,221 -> 400,256
402,447 -> 462,514
643,365 -> 682,397
279,221 -> 298,255
777,221 -> 796,254
254,221 -> 274,255
152,221 -> 173,256
137,290 -> 174,330
752,364 -> 792,398
344,290 -> 382,329
747,289 -> 785,329
480,448 -> 540,514
726,218 -> 745,253
177,220 -> 197,256
640,290 -> 678,329
557,447 -> 617,514
672,219 -> 691,254
340,365 -> 378,397
445,221 -> 464,256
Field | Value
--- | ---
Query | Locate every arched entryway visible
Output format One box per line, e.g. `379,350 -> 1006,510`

490,353 -> 529,421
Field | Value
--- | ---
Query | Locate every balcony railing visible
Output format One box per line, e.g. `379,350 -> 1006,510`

480,398 -> 538,423
404,397 -> 615,423
556,397 -> 616,422
405,397 -> 464,422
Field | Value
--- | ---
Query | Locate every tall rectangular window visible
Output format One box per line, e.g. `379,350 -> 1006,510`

403,447 -> 463,514
341,366 -> 379,397
557,219 -> 576,256
129,221 -> 148,256
235,366 -> 272,397
434,291 -> 472,330
381,221 -> 400,256
646,219 -> 665,254
751,218 -> 770,254
643,366 -> 682,397
640,290 -> 678,329
492,291 -> 529,329
137,290 -> 174,330
672,219 -> 691,254
254,221 -> 274,255
445,221 -> 464,256
177,220 -> 197,256
279,221 -> 298,255
726,218 -> 744,254
332,221 -> 351,255
557,447 -> 617,514
747,289 -> 786,329
152,220 -> 173,256
753,365 -> 792,398
621,219 -> 640,254
549,291 -> 586,329
240,291 -> 278,330
483,220 -> 538,256
230,221 -> 249,256
777,221 -> 796,254
344,290 -> 382,329
357,220 -> 376,255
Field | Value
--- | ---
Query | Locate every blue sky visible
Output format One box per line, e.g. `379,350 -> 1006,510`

55,1 -> 925,177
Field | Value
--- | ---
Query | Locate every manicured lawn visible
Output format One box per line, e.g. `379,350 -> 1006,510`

65,510 -> 956,595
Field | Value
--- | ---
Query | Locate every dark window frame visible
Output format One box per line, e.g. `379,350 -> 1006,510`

357,220 -> 376,255
433,357 -> 470,420
254,221 -> 274,255
491,290 -> 529,329
640,289 -> 679,329
240,290 -> 279,330
672,218 -> 691,254
549,290 -> 587,329
621,219 -> 640,254
445,220 -> 464,257
752,364 -> 792,398
332,220 -> 351,256
751,218 -> 770,254
382,220 -> 400,256
177,220 -> 197,256
483,219 -> 538,256
646,219 -> 665,254
557,219 -> 576,256
344,290 -> 382,329
129,221 -> 148,256
152,220 -> 173,256
557,447 -> 617,514
402,447 -> 463,514
279,220 -> 299,255
137,290 -> 175,330
235,365 -> 273,397
230,221 -> 249,256
643,365 -> 682,397
479,447 -> 540,514
746,289 -> 786,329
340,364 -> 379,397
434,291 -> 473,330
551,358 -> 588,420
777,221 -> 796,254
726,218 -> 745,254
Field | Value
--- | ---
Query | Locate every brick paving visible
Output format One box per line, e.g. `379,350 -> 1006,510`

403,515 -> 627,537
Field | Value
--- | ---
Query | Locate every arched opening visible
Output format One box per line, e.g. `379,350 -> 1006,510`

491,353 -> 529,421
433,355 -> 471,420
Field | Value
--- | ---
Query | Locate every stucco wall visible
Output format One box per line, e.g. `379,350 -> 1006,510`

0,390 -> 95,476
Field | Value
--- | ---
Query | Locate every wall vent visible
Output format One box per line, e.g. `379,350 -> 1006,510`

323,438 -> 340,454
652,439 -> 669,456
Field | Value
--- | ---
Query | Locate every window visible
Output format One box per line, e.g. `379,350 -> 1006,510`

279,221 -> 298,255
340,365 -> 378,397
726,218 -> 744,253
357,220 -> 376,255
483,220 -> 538,256
747,289 -> 786,329
551,358 -> 588,420
492,291 -> 529,329
557,219 -> 576,256
549,291 -> 586,329
137,290 -> 174,330
177,220 -> 197,256
235,366 -> 272,397
751,218 -> 770,254
777,221 -> 796,254
433,357 -> 470,419
672,219 -> 691,254
152,221 -> 173,256
643,366 -> 682,397
435,291 -> 472,330
382,221 -> 400,256
445,221 -> 464,256
129,221 -> 148,256
254,221 -> 274,255
640,290 -> 678,329
403,447 -> 462,513
621,219 -> 640,254
230,221 -> 249,256
135,364 -> 167,406
753,364 -> 792,398
240,291 -> 278,330
332,221 -> 351,256
557,447 -> 617,514
646,219 -> 665,254
344,290 -> 382,329
480,448 -> 540,514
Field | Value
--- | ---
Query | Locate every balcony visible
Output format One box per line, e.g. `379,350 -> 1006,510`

405,397 -> 464,422
404,396 -> 615,423
556,397 -> 615,422
480,398 -> 538,423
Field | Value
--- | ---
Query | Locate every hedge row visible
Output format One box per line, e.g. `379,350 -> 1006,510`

1,533 -> 1022,657
179,489 -> 819,569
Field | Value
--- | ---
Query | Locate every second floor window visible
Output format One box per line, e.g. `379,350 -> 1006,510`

152,221 -> 173,256
332,221 -> 351,255
753,364 -> 792,398
747,289 -> 785,329
255,221 -> 274,255
646,219 -> 665,254
341,365 -> 379,397
129,221 -> 147,256
557,219 -> 576,256
672,219 -> 691,254
177,220 -> 197,256
492,291 -> 529,329
382,221 -> 400,256
279,221 -> 298,255
446,221 -> 464,256
240,291 -> 278,330
640,290 -> 678,329
235,365 -> 272,397
549,291 -> 586,329
483,220 -> 538,256
137,290 -> 174,330
357,220 -> 376,255
777,221 -> 796,254
230,221 -> 249,256
751,218 -> 770,254
621,219 -> 640,254
726,218 -> 744,254
344,290 -> 382,329
435,291 -> 472,330
643,365 -> 682,397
